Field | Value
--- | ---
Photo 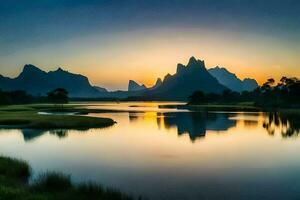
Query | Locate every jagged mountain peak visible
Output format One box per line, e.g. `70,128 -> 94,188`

22,64 -> 45,74
163,73 -> 172,82
188,56 -> 197,65
57,67 -> 65,72
19,65 -> 47,80
145,57 -> 227,100
128,80 -> 146,91
49,67 -> 68,74
214,66 -> 226,71
176,63 -> 186,74
187,56 -> 205,68
156,78 -> 162,84
149,78 -> 163,90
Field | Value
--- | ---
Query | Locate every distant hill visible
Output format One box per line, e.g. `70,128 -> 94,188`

0,64 -> 102,97
142,57 -> 227,100
208,66 -> 258,92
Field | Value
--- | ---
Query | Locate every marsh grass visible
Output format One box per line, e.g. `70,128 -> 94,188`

0,156 -> 31,185
0,156 -> 134,200
32,172 -> 72,192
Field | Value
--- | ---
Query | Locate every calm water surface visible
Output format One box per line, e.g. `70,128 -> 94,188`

0,102 -> 300,200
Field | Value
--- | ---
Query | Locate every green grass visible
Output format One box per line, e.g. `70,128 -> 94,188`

0,104 -> 115,129
0,156 -> 134,200
32,172 -> 72,192
0,156 -> 31,187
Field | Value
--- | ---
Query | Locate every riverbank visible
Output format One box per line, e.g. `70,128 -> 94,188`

0,156 -> 133,200
0,104 -> 115,129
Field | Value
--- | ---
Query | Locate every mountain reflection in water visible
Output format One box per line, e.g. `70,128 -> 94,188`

130,112 -> 237,142
20,129 -> 69,141
6,111 -> 300,143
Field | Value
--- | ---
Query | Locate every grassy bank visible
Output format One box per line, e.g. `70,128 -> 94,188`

0,104 -> 115,129
0,156 -> 133,200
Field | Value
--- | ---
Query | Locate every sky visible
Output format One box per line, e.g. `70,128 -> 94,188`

0,0 -> 299,90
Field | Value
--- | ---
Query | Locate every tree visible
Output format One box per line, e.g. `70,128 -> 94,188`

188,91 -> 205,104
261,78 -> 275,92
0,89 -> 34,105
0,90 -> 9,105
47,88 -> 69,109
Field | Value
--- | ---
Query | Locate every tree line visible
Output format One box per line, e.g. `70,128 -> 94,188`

0,88 -> 69,105
188,77 -> 300,107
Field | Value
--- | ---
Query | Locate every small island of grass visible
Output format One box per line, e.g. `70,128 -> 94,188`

0,156 -> 133,200
0,104 -> 115,129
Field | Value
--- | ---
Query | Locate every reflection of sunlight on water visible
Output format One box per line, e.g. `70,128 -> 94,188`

76,101 -> 188,112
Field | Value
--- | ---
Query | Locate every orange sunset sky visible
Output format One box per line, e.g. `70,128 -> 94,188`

0,1 -> 299,90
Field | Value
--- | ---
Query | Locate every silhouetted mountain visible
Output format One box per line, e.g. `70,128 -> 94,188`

0,74 -> 12,90
0,59 -> 259,100
208,66 -> 258,92
242,78 -> 259,91
128,80 -> 147,91
0,65 -> 102,97
94,86 -> 108,93
149,78 -> 162,90
143,57 -> 227,100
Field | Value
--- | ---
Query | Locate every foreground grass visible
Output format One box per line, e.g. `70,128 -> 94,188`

0,104 -> 115,129
0,156 -> 134,200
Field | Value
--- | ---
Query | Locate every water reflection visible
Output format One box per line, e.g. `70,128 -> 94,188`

5,111 -> 300,144
12,129 -> 78,142
129,112 -> 237,142
129,111 -> 300,141
263,112 -> 300,138
21,129 -> 69,141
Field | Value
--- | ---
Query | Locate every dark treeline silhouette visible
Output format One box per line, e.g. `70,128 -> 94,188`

0,88 -> 69,105
188,77 -> 300,107
0,90 -> 37,105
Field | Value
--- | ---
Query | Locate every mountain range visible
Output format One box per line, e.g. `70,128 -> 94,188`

141,57 -> 227,100
0,57 -> 259,99
0,65 -> 100,97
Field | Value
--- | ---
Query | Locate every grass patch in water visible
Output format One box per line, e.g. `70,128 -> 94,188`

0,104 -> 115,129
